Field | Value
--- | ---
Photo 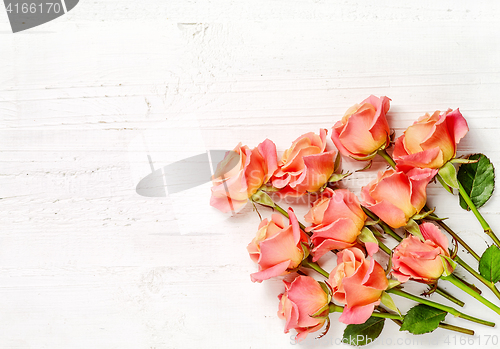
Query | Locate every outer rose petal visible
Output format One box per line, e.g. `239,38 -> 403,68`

339,103 -> 381,155
209,193 -> 245,213
291,151 -> 336,194
445,108 -> 469,143
365,200 -> 408,229
251,260 -> 292,283
338,302 -> 379,325
257,138 -> 279,183
420,222 -> 449,253
287,276 -> 329,328
257,226 -> 303,270
365,242 -> 379,257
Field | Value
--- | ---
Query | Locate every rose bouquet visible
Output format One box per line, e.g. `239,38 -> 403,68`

210,96 -> 500,345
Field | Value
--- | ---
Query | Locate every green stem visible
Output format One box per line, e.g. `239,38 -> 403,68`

362,206 -> 402,242
435,287 -> 465,307
376,238 -> 392,256
386,288 -> 495,327
441,274 -> 500,316
437,323 -> 475,336
427,211 -> 481,261
333,304 -> 474,335
273,202 -> 308,233
377,149 -> 397,169
301,258 -> 330,278
454,254 -> 500,301
458,182 -> 500,248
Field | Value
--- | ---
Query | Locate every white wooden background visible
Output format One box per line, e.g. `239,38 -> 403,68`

1,1 -> 500,348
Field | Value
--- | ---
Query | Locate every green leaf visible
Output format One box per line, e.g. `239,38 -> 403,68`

440,255 -> 457,276
380,292 -> 401,316
358,227 -> 378,245
479,245 -> 500,283
404,219 -> 424,241
343,317 -> 385,346
400,304 -> 447,335
250,190 -> 275,208
328,172 -> 351,183
457,154 -> 495,210
438,162 -> 459,189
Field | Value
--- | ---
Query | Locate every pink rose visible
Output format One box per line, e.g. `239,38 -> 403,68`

394,108 -> 469,172
392,223 -> 454,283
331,95 -> 391,159
272,129 -> 336,197
210,139 -> 278,213
304,188 -> 368,261
328,248 -> 388,324
247,208 -> 309,283
278,275 -> 330,341
361,168 -> 436,229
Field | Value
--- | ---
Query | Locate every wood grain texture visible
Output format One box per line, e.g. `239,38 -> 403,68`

1,1 -> 500,348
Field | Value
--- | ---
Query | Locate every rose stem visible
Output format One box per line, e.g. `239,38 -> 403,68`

304,252 -> 466,310
376,306 -> 474,336
424,207 -> 481,261
301,257 -> 330,278
457,182 -> 500,248
376,236 -> 465,307
386,288 -> 495,327
440,273 -> 500,316
272,202 -> 308,233
377,149 -> 397,168
454,254 -> 500,301
330,304 -> 474,335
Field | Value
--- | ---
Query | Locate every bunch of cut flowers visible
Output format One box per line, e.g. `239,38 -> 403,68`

210,95 -> 500,345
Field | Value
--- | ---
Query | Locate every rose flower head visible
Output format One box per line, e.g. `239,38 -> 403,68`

327,248 -> 389,324
247,208 -> 309,283
394,108 -> 469,172
361,168 -> 436,229
331,95 -> 391,160
304,188 -> 369,261
278,275 -> 330,341
272,129 -> 336,197
210,139 -> 277,213
392,222 -> 456,283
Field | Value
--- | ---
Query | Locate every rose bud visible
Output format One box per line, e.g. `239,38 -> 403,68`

278,275 -> 330,341
272,129 -> 336,197
392,222 -> 455,283
331,95 -> 391,159
328,248 -> 388,324
394,108 -> 469,172
210,139 -> 278,213
361,168 -> 436,229
247,208 -> 309,283
304,188 -> 369,261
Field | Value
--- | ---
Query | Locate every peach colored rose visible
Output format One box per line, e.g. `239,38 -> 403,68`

328,248 -> 388,324
304,188 -> 368,261
394,108 -> 469,172
361,168 -> 436,229
247,208 -> 309,283
210,139 -> 278,213
278,275 -> 330,341
272,129 -> 336,197
392,223 -> 455,283
331,95 -> 391,159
